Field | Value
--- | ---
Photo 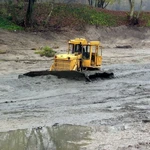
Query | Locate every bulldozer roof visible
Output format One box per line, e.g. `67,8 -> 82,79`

89,41 -> 100,46
68,38 -> 88,45
68,38 -> 100,46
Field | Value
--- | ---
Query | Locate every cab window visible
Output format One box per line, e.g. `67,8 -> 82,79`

82,46 -> 90,59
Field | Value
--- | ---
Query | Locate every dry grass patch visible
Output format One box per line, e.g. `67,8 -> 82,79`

0,49 -> 7,54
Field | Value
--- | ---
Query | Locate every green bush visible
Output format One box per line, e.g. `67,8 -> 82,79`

35,46 -> 56,57
147,20 -> 150,27
0,7 -> 8,17
0,16 -> 23,30
142,13 -> 150,27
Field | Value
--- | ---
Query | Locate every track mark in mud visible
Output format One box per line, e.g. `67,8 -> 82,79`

142,120 -> 150,123
7,91 -> 85,104
90,110 -> 150,127
3,109 -> 49,115
0,101 -> 17,104
93,101 -> 106,104
117,142 -> 150,150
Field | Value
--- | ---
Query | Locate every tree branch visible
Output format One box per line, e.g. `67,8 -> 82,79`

103,1 -> 110,9
45,1 -> 54,27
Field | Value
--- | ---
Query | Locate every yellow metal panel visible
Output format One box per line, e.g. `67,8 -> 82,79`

96,56 -> 102,66
56,54 -> 77,60
89,41 -> 100,46
50,59 -> 79,71
82,60 -> 91,67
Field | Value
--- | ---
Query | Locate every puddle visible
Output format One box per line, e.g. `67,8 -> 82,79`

0,124 -> 92,150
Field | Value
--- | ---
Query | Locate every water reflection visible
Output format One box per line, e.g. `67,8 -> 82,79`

0,124 -> 91,150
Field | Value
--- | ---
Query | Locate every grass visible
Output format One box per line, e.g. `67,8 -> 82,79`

35,46 -> 56,57
0,16 -> 23,31
0,3 -> 150,30
141,13 -> 150,27
48,4 -> 120,27
147,20 -> 150,27
33,3 -> 126,29
64,5 -> 117,26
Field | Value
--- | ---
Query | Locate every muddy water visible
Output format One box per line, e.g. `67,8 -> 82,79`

0,63 -> 150,149
0,124 -> 91,150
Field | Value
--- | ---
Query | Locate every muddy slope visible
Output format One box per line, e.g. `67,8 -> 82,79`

1,26 -> 150,51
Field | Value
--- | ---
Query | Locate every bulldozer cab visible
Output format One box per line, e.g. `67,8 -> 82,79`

68,39 -> 102,69
68,38 -> 87,54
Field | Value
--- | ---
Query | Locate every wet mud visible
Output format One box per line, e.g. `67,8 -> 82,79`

0,63 -> 150,149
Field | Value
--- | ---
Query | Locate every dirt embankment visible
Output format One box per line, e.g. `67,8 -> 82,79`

1,26 -> 150,50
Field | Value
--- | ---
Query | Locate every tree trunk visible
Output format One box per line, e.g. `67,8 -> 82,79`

128,0 -> 143,25
26,0 -> 35,27
129,0 -> 135,20
97,0 -> 109,9
137,0 -> 143,19
88,0 -> 96,7
92,0 -> 96,7
88,0 -> 92,5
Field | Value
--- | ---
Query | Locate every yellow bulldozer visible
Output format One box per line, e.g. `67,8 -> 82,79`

23,38 -> 114,81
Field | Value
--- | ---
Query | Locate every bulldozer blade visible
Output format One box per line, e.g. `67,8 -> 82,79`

20,70 -> 52,77
84,70 -> 114,81
88,72 -> 114,80
19,70 -> 114,82
48,71 -> 86,80
19,70 -> 86,80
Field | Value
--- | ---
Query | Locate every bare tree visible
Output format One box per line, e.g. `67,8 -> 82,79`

128,0 -> 143,25
129,0 -> 135,20
97,0 -> 110,8
88,0 -> 95,7
26,0 -> 35,26
88,0 -> 114,9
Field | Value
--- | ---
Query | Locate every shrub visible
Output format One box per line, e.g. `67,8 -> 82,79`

0,49 -> 7,54
35,46 -> 56,57
0,16 -> 23,30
